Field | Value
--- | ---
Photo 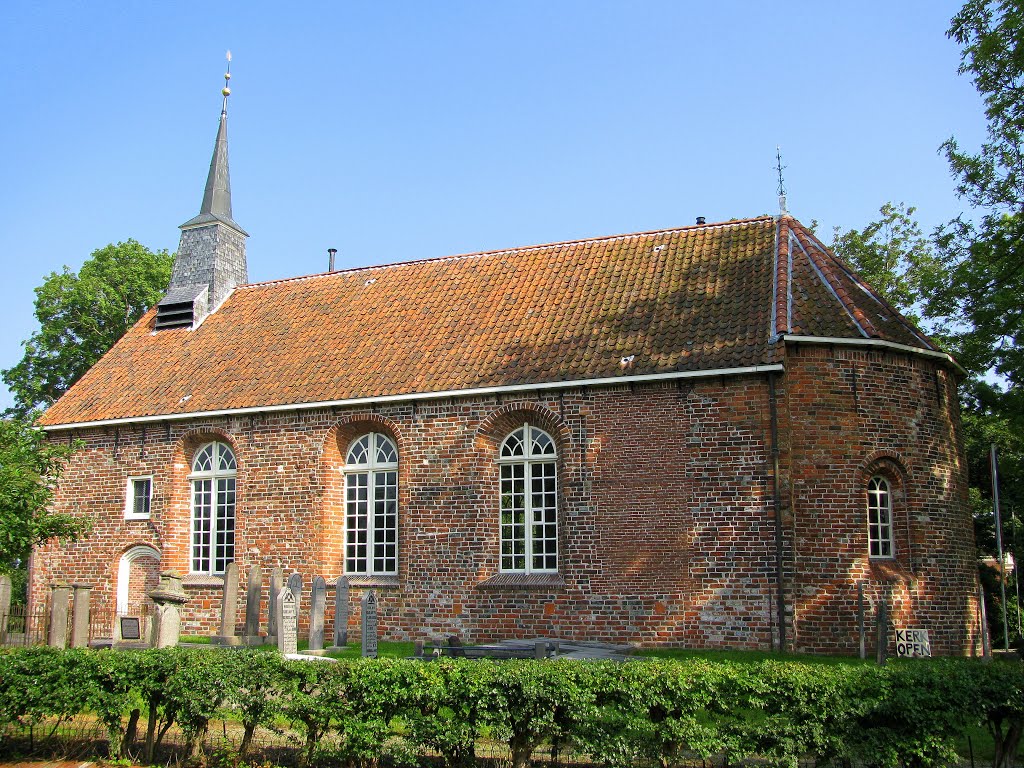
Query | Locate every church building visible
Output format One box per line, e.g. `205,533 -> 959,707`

30,80 -> 981,655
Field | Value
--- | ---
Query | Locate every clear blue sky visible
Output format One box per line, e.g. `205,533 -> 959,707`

0,1 -> 986,412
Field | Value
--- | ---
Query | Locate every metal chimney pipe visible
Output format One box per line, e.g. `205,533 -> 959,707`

328,248 -> 337,272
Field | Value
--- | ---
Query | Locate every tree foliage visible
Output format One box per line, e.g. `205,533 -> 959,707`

933,0 -> 1024,648
830,202 -> 944,324
2,240 -> 172,417
931,0 -> 1024,386
0,417 -> 88,574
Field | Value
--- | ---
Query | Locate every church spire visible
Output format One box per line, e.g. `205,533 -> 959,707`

157,53 -> 249,330
180,51 -> 246,235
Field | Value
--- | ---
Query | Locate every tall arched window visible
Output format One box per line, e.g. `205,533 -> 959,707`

190,441 -> 237,574
499,424 -> 557,572
345,433 -> 398,575
867,475 -> 895,558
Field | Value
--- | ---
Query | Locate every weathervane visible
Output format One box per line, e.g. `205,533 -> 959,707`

221,51 -> 232,114
775,146 -> 788,216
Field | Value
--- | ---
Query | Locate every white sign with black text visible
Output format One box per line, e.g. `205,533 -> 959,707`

894,628 -> 931,657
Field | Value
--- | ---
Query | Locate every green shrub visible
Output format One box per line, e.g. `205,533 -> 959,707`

0,646 -> 1020,767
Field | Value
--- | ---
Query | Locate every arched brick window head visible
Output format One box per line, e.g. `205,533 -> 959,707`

867,475 -> 895,559
190,441 -> 236,574
345,433 -> 398,575
499,423 -> 558,573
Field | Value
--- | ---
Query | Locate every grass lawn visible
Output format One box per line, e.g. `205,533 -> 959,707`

181,636 -> 416,657
322,640 -> 417,658
636,647 -> 872,665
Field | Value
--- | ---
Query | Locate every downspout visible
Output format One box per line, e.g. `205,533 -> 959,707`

768,372 -> 787,652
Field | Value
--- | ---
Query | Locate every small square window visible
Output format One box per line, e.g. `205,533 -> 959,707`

125,477 -> 152,519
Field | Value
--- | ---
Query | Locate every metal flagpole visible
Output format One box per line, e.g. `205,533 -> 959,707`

991,444 -> 1010,651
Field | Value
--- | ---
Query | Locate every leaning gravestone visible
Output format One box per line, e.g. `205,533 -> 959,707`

244,564 -> 263,644
277,587 -> 298,655
309,576 -> 327,651
268,567 -> 283,638
330,575 -> 350,650
214,562 -> 241,645
361,589 -> 379,658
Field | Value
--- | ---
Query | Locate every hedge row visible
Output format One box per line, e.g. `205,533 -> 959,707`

0,647 -> 1022,768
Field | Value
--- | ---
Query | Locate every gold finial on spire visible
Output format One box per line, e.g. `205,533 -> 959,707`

221,51 -> 232,109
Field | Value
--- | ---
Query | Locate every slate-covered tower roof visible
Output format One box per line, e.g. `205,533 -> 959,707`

39,213 -> 956,429
155,59 -> 248,330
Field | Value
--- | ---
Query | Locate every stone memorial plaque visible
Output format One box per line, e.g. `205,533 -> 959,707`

120,616 -> 142,640
361,589 -> 378,658
277,588 -> 298,655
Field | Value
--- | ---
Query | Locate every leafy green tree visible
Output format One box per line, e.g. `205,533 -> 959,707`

830,202 -> 944,324
936,0 -> 1024,648
0,417 -> 88,575
944,0 -> 1024,213
932,1 -> 1024,385
2,240 -> 172,416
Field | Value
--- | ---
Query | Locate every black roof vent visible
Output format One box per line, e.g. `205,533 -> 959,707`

155,284 -> 208,330
696,216 -> 706,225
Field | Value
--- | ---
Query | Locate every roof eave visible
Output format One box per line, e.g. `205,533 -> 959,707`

39,363 -> 786,432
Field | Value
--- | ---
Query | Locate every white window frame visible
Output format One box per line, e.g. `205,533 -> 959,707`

498,423 -> 558,573
867,475 -> 895,559
124,475 -> 153,520
189,441 -> 237,575
344,432 -> 399,576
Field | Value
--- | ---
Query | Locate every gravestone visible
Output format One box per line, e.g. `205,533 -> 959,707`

244,564 -> 263,644
309,576 -> 327,651
213,562 -> 241,645
857,582 -> 866,660
148,571 -> 189,648
875,599 -> 889,666
70,584 -> 92,648
330,575 -> 350,650
0,574 -> 11,639
361,589 -> 379,658
287,572 -> 302,610
48,583 -> 72,648
268,567 -> 283,638
277,587 -> 298,655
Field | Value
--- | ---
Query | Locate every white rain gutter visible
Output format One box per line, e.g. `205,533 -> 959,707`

41,363 -> 786,432
781,335 -> 966,375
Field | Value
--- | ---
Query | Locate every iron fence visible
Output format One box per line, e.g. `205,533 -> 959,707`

0,603 -> 50,647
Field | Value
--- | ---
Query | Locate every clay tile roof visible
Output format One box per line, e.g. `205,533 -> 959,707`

38,215 -> 941,427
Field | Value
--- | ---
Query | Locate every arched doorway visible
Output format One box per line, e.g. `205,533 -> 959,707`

116,545 -> 162,615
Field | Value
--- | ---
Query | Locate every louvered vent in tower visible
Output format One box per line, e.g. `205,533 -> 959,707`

155,284 -> 208,330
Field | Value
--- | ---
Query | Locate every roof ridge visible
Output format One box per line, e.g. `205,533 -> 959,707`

791,221 -> 938,351
789,223 -> 877,338
238,215 -> 777,290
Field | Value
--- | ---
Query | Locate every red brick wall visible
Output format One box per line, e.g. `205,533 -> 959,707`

32,355 -> 978,654
782,345 -> 980,655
